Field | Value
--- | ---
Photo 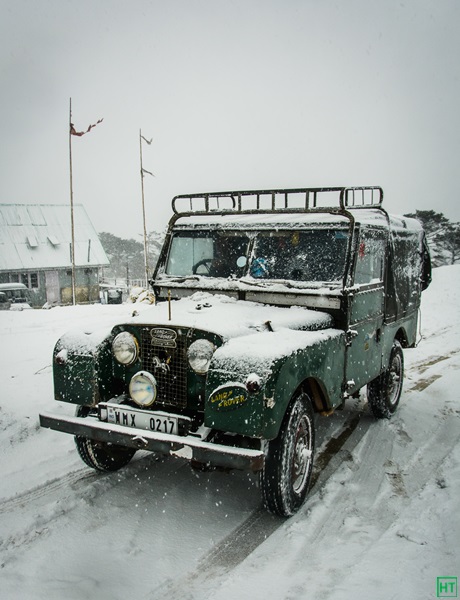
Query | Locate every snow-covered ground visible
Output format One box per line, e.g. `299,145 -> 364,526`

0,266 -> 459,600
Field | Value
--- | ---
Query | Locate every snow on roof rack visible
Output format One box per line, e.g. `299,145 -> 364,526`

171,186 -> 383,216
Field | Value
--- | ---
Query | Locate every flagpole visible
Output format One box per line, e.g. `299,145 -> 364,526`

139,129 -> 149,289
67,105 -> 102,306
69,98 -> 77,306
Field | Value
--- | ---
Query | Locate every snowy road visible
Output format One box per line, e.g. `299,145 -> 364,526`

1,266 -> 459,600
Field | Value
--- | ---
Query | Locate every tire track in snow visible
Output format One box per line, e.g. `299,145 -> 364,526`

281,405 -> 460,600
198,403 -> 369,567
0,468 -> 99,515
0,452 -> 195,569
151,349 -> 460,600
188,407 -> 459,600
151,407 -> 370,600
407,349 -> 459,391
0,451 -> 184,517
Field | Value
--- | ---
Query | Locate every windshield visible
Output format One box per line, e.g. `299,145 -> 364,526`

165,228 -> 349,283
166,231 -> 251,277
251,230 -> 349,282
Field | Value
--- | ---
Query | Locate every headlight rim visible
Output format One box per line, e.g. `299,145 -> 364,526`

187,338 -> 216,375
129,370 -> 158,407
112,331 -> 139,366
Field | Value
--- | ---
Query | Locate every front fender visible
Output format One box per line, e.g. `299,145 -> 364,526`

53,331 -> 114,406
204,328 -> 344,439
265,330 -> 345,438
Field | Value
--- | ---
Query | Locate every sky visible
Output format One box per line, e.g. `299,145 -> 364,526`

1,0 -> 459,240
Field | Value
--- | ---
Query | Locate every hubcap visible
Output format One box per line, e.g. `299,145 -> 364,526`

387,352 -> 402,407
291,416 -> 312,493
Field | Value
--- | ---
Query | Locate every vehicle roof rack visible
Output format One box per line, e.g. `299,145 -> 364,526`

171,186 -> 383,216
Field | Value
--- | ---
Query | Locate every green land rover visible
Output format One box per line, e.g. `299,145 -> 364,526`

40,187 -> 431,516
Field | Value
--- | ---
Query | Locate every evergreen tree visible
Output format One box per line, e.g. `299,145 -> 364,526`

440,223 -> 460,265
404,210 -> 449,235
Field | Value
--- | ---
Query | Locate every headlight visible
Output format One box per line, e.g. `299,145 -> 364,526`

187,339 -> 216,374
112,332 -> 138,365
129,371 -> 157,407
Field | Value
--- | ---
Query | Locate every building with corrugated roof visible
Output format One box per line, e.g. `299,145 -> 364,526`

0,203 -> 109,306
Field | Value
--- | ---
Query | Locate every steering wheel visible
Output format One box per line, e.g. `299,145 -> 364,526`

192,258 -> 213,275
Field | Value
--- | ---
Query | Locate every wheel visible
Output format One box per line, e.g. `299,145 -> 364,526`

367,341 -> 404,419
74,406 -> 136,472
261,393 -> 315,517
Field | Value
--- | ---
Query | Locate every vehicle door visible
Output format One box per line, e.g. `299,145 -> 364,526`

345,227 -> 387,393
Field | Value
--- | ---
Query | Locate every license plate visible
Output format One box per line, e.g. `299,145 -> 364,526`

104,405 -> 178,435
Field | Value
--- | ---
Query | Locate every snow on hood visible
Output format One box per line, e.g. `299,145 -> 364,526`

212,327 -> 343,374
57,292 -> 334,353
128,292 -> 333,339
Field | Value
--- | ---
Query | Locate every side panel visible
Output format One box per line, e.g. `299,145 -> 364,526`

345,226 -> 387,393
385,228 -> 424,323
379,312 -> 419,372
345,286 -> 385,392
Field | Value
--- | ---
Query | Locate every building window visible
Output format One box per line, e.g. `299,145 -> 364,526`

30,273 -> 39,288
9,272 -> 39,288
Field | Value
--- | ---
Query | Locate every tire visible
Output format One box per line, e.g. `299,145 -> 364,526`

367,341 -> 404,419
261,393 -> 315,517
74,406 -> 136,472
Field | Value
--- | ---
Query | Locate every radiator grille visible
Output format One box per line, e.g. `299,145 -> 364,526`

140,327 -> 188,408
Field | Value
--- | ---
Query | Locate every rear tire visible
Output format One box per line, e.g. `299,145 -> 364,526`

74,406 -> 136,472
367,341 -> 404,419
261,393 -> 315,517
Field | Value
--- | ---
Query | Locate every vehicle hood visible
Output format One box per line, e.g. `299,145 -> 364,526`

129,292 -> 333,339
56,292 -> 334,354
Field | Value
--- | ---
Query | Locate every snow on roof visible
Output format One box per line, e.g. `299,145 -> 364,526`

172,208 -> 399,230
388,213 -> 424,232
174,212 -> 350,229
0,204 -> 109,271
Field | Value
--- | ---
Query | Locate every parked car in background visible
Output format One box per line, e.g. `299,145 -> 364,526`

99,284 -> 124,305
0,283 -> 33,310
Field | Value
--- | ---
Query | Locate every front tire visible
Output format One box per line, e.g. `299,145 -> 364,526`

261,393 -> 315,517
367,341 -> 404,419
74,406 -> 136,472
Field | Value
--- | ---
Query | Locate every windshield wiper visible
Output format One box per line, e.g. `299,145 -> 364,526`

239,277 -> 338,290
159,275 -> 200,283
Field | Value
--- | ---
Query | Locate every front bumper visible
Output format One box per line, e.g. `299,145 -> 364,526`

39,412 -> 265,472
